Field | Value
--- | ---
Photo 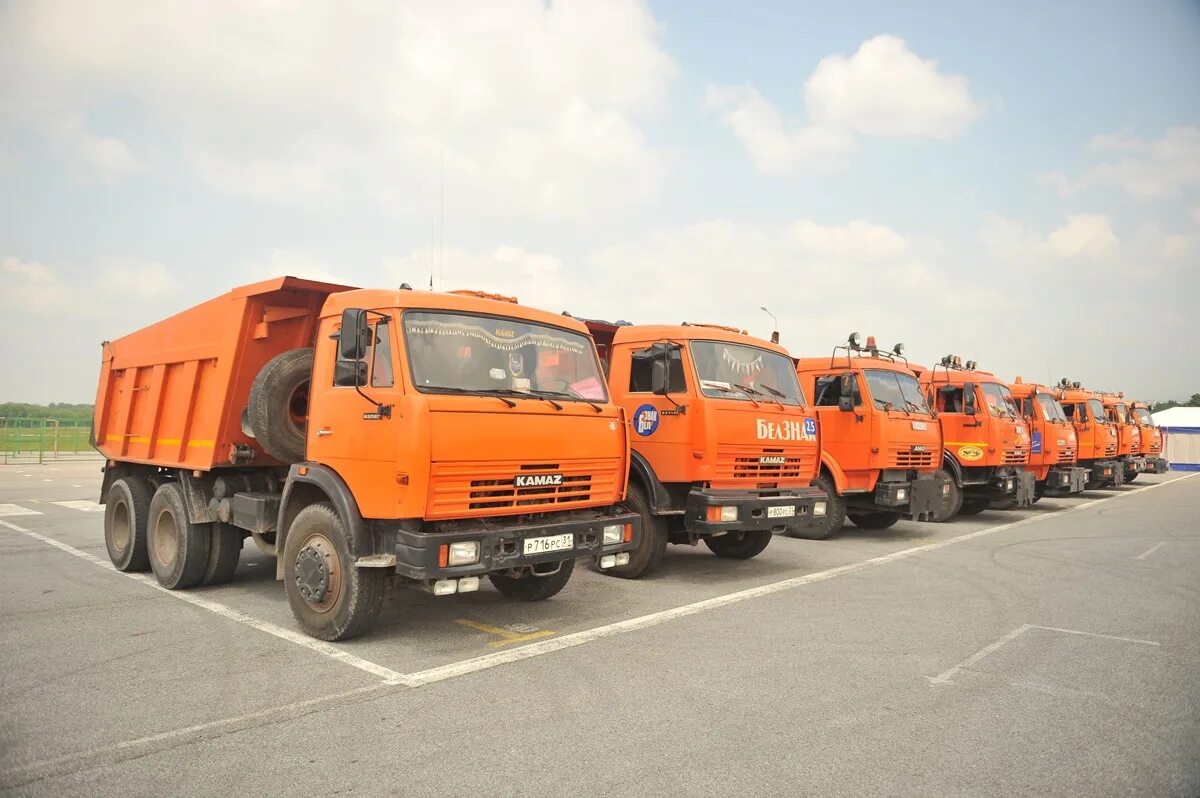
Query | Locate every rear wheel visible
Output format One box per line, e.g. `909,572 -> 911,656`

489,558 -> 575,601
786,473 -> 844,540
847,511 -> 899,530
283,503 -> 385,641
704,530 -> 772,559
147,482 -> 211,590
202,523 -> 244,586
599,485 -> 667,579
959,496 -> 990,516
104,476 -> 153,572
929,469 -> 962,523
247,348 -> 313,463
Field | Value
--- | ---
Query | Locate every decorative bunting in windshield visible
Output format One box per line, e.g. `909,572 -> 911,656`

405,318 -> 586,354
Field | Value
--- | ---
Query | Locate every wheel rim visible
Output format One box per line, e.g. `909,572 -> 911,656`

111,499 -> 131,552
287,380 -> 310,437
152,508 -> 179,567
294,532 -> 341,613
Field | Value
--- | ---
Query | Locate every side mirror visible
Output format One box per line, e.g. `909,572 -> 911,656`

837,372 -> 855,412
963,382 -> 977,415
650,359 -> 668,395
339,308 -> 370,361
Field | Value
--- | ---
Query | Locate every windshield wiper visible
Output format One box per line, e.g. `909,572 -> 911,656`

747,383 -> 786,408
903,400 -> 926,416
530,389 -> 603,413
419,386 -> 520,408
731,384 -> 763,407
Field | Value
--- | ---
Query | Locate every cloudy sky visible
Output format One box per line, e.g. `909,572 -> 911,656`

1,0 -> 1198,404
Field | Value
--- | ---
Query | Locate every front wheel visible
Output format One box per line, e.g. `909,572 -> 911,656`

928,469 -> 962,523
847,511 -> 899,530
1124,471 -> 1139,484
283,503 -> 385,641
598,485 -> 667,579
704,530 -> 772,559
489,558 -> 574,601
786,473 -> 844,540
959,497 -> 990,515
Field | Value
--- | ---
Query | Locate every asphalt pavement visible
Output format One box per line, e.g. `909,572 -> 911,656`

1,458 -> 1197,796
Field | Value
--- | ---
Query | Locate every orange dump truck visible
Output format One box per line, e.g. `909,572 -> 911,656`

579,319 -> 825,577
914,356 -> 1035,517
1007,378 -> 1088,498
1054,380 -> 1119,489
1128,400 -> 1168,478
1100,392 -> 1147,483
794,333 -> 948,538
93,277 -> 638,640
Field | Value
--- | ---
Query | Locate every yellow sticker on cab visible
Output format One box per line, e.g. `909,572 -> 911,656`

958,445 -> 985,461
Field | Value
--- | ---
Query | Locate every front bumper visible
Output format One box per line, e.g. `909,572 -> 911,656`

1042,465 -> 1088,496
1122,456 -> 1146,477
685,486 -> 827,535
1086,460 -> 1118,486
873,474 -> 946,521
1143,457 -> 1169,474
389,507 -> 640,580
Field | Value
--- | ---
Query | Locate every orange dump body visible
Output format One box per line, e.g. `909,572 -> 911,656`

93,277 -> 354,471
793,352 -> 945,519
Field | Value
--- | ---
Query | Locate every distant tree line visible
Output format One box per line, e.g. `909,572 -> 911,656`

1152,394 -> 1200,413
0,403 -> 95,422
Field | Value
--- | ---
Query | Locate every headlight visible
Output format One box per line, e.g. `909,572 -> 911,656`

447,541 -> 480,566
602,524 -> 624,545
895,488 -> 907,502
813,501 -> 827,517
706,505 -> 738,522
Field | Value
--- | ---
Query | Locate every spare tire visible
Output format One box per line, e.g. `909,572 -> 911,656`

247,348 -> 313,463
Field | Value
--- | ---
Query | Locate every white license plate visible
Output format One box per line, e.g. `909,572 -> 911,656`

767,505 -> 796,519
911,421 -> 928,431
523,533 -> 575,555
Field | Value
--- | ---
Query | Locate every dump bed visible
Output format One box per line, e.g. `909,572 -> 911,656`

93,276 -> 355,470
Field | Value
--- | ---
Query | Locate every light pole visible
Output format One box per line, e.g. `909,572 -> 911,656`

760,306 -> 779,343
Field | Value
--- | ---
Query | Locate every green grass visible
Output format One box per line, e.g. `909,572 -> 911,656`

0,420 -> 96,460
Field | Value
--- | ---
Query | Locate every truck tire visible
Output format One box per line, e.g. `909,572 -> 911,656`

599,484 -> 668,579
929,469 -> 962,523
786,473 -> 844,540
704,529 -> 772,559
247,348 -> 313,463
147,482 -> 212,590
489,557 -> 575,601
283,502 -> 385,641
104,476 -> 153,572
1124,471 -> 1139,484
202,523 -> 244,586
959,497 -> 990,516
847,511 -> 899,530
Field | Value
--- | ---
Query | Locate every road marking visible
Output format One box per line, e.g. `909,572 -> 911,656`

1,683 -> 395,788
53,500 -> 104,512
0,519 -> 410,686
930,624 -> 1160,684
1133,542 -> 1166,561
455,618 -> 556,649
0,504 -> 42,517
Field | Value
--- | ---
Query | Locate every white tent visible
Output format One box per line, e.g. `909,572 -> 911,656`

1150,406 -> 1200,471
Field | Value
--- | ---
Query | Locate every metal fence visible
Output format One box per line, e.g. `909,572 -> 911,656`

0,418 -> 101,464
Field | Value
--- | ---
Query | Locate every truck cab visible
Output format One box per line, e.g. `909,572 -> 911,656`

794,333 -> 948,539
1008,378 -> 1088,498
1054,380 -> 1120,488
914,356 -> 1035,518
95,278 -> 639,640
582,319 -> 826,578
1100,392 -> 1146,482
1129,400 -> 1168,476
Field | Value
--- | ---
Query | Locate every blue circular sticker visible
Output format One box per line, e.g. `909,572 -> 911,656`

633,404 -> 660,436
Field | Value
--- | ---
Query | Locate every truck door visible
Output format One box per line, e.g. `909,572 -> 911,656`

307,314 -> 403,511
813,372 -> 872,478
620,342 -> 695,484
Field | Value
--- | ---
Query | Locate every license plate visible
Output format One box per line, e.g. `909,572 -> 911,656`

911,421 -> 927,431
767,505 -> 796,519
523,533 -> 575,555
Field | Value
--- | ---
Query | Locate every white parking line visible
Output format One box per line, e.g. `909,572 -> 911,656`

53,500 -> 104,512
1133,542 -> 1166,561
0,503 -> 42,517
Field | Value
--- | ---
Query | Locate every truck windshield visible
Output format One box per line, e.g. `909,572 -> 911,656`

1088,398 -> 1108,424
403,311 -> 607,402
1035,393 -> 1068,422
1111,403 -> 1128,423
1133,407 -> 1153,426
864,369 -> 930,414
981,383 -> 1020,418
689,341 -> 805,405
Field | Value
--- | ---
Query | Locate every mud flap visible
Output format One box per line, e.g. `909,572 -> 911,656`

907,474 -> 947,521
1015,469 -> 1037,507
1111,462 -> 1125,486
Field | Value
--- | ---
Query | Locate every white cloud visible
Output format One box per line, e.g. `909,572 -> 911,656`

1045,126 -> 1200,199
1,256 -> 180,319
0,0 -> 673,218
383,246 -> 571,313
51,117 -> 145,179
1043,214 -> 1118,259
982,212 -> 1118,263
709,35 -> 984,174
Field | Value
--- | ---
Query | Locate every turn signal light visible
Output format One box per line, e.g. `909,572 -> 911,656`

706,505 -> 738,522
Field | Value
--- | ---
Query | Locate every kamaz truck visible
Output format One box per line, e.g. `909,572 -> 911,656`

914,356 -> 1035,518
1054,380 -> 1120,489
1128,400 -> 1169,479
93,277 -> 639,640
793,333 -> 948,538
580,319 -> 826,578
1100,392 -> 1147,483
1008,378 -> 1088,499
